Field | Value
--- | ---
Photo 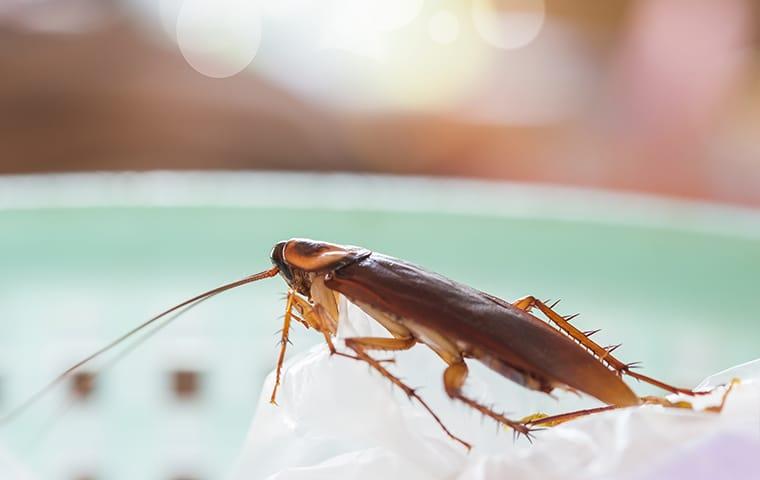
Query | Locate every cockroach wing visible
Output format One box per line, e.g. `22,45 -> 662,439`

325,253 -> 639,407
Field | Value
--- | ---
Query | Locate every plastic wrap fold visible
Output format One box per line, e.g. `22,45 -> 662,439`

232,299 -> 760,480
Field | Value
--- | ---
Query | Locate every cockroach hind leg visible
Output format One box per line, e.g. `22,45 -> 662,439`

641,395 -> 693,409
528,379 -> 739,430
444,361 -> 537,442
511,295 -> 536,311
643,377 -> 741,414
524,404 -> 622,427
516,295 -> 707,397
513,296 -> 630,372
624,370 -> 716,397
704,378 -> 740,413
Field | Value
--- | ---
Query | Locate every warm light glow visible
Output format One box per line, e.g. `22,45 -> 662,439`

319,0 -> 423,59
473,0 -> 545,50
429,10 -> 460,45
161,0 -> 544,111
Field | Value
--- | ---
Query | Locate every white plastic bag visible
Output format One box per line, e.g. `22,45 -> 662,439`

232,299 -> 760,480
0,443 -> 35,480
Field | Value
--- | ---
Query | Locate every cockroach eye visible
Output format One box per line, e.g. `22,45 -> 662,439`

270,241 -> 293,283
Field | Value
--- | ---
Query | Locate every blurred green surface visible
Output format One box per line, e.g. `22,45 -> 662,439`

1,177 -> 759,479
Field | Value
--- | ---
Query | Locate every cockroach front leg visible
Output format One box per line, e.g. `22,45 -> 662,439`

513,295 -> 709,396
270,291 -> 296,405
269,290 -> 335,405
443,361 -> 537,441
340,336 -> 472,450
286,293 -> 345,356
270,291 -> 350,404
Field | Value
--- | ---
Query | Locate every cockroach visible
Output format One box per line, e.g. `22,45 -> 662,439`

1,238 -> 734,449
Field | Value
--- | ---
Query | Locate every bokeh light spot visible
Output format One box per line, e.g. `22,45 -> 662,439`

176,0 -> 262,78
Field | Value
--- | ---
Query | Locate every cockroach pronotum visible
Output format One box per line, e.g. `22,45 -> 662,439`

1,238 -> 736,449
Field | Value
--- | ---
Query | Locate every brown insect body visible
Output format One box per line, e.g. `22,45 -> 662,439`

324,252 -> 640,407
267,238 -> 733,447
3,238 -> 728,450
275,239 -> 637,406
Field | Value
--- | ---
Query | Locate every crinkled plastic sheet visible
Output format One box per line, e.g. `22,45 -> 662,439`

232,298 -> 760,480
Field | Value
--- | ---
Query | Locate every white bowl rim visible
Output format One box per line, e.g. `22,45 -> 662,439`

0,170 -> 759,239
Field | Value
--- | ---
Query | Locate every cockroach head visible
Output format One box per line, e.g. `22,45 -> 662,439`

270,239 -> 371,295
270,239 -> 325,295
270,241 -> 294,285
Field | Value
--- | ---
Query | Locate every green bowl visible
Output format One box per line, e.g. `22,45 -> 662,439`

1,172 -> 758,479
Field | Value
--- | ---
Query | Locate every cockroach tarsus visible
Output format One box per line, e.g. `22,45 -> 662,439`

0,238 -> 736,450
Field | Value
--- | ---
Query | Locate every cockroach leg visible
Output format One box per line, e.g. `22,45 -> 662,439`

340,337 -> 417,366
527,378 -> 739,427
284,293 -> 365,361
339,337 -> 472,450
704,378 -> 739,413
289,294 -> 333,333
513,295 -> 712,396
512,296 -> 628,372
270,291 -> 296,405
271,289 -> 343,405
624,370 -> 713,396
511,295 -> 537,311
443,361 -> 536,441
640,377 -> 739,412
321,331 -> 338,354
524,405 -> 621,427
525,397 -> 689,428
345,336 -> 417,352
639,395 -> 693,409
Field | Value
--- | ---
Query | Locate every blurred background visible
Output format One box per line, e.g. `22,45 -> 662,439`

1,0 -> 760,204
1,1 -> 760,480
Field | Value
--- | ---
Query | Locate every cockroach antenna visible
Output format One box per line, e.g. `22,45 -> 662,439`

0,266 -> 279,426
